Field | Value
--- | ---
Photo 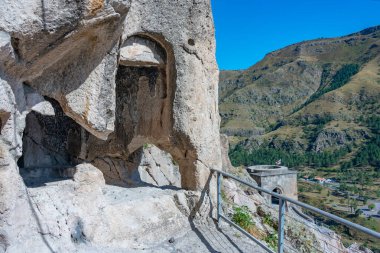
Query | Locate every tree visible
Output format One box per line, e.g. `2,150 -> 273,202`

315,185 -> 323,193
352,200 -> 358,213
339,183 -> 348,192
355,209 -> 363,217
352,185 -> 359,195
358,172 -> 366,191
368,203 -> 375,210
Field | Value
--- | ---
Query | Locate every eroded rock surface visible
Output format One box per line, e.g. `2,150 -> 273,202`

0,0 -> 221,251
138,145 -> 181,188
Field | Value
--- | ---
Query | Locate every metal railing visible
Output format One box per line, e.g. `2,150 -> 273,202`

213,169 -> 380,253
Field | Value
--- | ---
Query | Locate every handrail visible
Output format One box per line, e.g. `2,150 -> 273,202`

212,168 -> 380,253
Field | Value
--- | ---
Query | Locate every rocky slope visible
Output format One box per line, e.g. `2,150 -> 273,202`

219,26 -> 380,165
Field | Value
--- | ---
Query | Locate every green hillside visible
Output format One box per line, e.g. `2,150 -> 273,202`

220,25 -> 380,252
220,26 -> 380,171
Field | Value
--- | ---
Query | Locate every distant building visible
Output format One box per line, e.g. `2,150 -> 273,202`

246,165 -> 298,204
314,177 -> 326,184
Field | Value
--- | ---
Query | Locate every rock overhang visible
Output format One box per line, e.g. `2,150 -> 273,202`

0,0 -> 221,216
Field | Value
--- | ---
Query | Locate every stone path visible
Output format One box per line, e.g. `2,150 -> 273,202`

20,176 -> 268,253
145,223 -> 268,253
71,223 -> 268,253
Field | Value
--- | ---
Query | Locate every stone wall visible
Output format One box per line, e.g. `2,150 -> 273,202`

250,170 -> 298,203
260,173 -> 298,202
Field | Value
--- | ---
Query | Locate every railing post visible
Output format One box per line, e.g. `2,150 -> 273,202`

217,171 -> 222,225
277,198 -> 285,253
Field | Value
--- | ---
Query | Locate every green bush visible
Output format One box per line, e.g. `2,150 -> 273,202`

232,206 -> 253,230
264,233 -> 278,250
355,209 -> 363,217
262,213 -> 277,229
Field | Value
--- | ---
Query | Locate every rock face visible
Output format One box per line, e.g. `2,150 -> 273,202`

220,134 -> 235,172
8,163 -> 195,253
312,127 -> 369,152
0,0 -> 221,251
138,145 -> 181,188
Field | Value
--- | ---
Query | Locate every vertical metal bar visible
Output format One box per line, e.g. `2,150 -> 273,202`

277,199 -> 285,253
217,171 -> 222,225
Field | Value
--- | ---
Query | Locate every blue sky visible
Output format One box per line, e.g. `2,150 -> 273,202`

211,0 -> 380,70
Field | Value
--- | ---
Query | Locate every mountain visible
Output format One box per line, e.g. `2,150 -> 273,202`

219,26 -> 380,169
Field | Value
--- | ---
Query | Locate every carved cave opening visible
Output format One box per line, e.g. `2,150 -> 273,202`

17,35 -> 196,190
18,98 -> 85,187
106,35 -> 186,187
115,35 -> 170,152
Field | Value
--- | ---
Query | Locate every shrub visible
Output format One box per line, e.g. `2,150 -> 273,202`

232,206 -> 253,230
355,209 -> 363,217
264,233 -> 278,250
263,213 -> 277,230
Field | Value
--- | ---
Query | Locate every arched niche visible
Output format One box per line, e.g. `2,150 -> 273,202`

115,35 -> 170,152
91,34 -> 199,190
271,187 -> 283,205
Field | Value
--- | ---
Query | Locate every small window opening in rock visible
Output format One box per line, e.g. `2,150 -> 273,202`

18,98 -> 85,187
188,39 -> 195,46
271,188 -> 282,205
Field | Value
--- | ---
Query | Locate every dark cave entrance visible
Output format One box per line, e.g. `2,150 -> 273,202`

271,187 -> 282,205
18,98 -> 85,187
